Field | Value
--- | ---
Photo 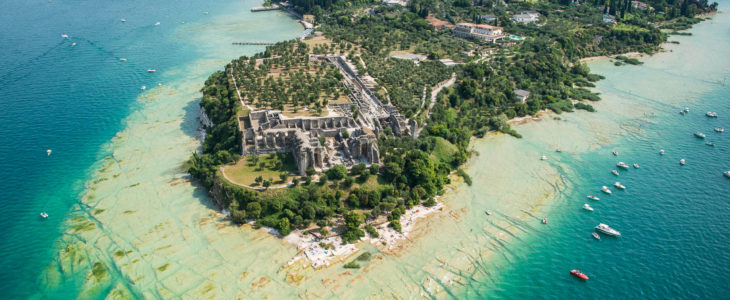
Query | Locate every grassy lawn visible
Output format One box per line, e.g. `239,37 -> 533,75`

222,153 -> 298,186
431,136 -> 457,163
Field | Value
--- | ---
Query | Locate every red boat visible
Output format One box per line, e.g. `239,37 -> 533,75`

570,269 -> 589,280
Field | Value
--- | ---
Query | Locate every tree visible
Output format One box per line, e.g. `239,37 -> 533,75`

263,180 -> 271,189
306,167 -> 316,177
351,163 -> 367,176
279,172 -> 289,182
278,217 -> 291,236
342,212 -> 365,243
341,129 -> 350,139
255,175 -> 263,185
246,202 -> 262,219
370,164 -> 380,175
326,164 -> 347,180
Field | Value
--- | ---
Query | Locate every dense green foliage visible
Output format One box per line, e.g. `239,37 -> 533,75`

189,0 -> 716,245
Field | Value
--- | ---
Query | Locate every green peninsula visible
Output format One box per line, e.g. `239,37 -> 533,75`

188,0 -> 716,246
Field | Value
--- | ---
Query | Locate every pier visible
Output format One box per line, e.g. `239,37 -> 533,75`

251,5 -> 280,12
232,42 -> 276,46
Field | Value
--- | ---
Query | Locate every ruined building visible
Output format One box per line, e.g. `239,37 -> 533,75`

239,111 -> 380,175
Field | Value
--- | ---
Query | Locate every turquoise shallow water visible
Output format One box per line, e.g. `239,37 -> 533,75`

456,9 -> 730,299
0,0 -> 301,298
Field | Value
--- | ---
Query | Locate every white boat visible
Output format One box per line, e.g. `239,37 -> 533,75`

633,163 -> 640,169
40,212 -> 48,219
583,204 -> 594,211
592,232 -> 601,240
141,85 -> 146,90
485,210 -> 492,216
119,58 -> 127,62
155,21 -> 161,26
612,170 -> 619,176
660,149 -> 665,155
706,142 -> 716,147
46,149 -> 52,156
616,162 -> 630,169
706,112 -> 718,118
613,151 -> 618,156
147,69 -> 156,73
684,107 -> 690,112
61,34 -> 68,38
715,128 -> 724,133
71,42 -> 76,46
542,218 -> 548,224
614,182 -> 626,190
595,223 -> 621,236
680,159 -> 686,165
694,132 -> 706,139
121,18 -> 126,22
541,155 -> 547,160
724,171 -> 730,178
204,11 -> 209,14
587,195 -> 600,201
679,110 -> 686,115
601,186 -> 612,194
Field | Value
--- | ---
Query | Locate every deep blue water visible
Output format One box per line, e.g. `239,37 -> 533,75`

0,0 -> 248,298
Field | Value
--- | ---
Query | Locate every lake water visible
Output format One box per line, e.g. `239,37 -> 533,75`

1,0 -> 728,298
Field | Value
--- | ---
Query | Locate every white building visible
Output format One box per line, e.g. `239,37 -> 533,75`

513,11 -> 540,24
514,89 -> 530,103
453,22 -> 505,43
480,14 -> 497,24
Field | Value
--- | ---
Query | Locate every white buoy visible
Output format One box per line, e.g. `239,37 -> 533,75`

46,149 -> 52,156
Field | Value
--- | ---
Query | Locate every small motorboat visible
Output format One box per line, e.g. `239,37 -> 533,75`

592,232 -> 601,240
542,218 -> 548,224
724,171 -> 730,178
694,132 -> 706,139
616,162 -> 630,169
583,203 -> 594,211
155,21 -> 161,26
601,186 -> 612,194
706,112 -> 718,118
141,85 -> 147,90
614,182 -> 626,190
61,34 -> 68,38
570,269 -> 589,280
71,42 -> 76,46
147,69 -> 156,73
40,212 -> 48,219
204,11 -> 209,14
541,155 -> 547,160
684,107 -> 690,112
715,128 -> 724,133
595,223 -> 621,236
612,170 -> 619,176
46,149 -> 52,156
660,149 -> 665,155
680,159 -> 686,165
119,58 -> 127,62
485,210 -> 492,216
706,142 -> 716,147
612,151 -> 618,156
633,163 -> 640,169
556,148 -> 561,152
679,110 -> 686,115
587,195 -> 600,201
121,18 -> 126,22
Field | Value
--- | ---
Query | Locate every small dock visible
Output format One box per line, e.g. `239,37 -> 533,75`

232,42 -> 276,46
251,5 -> 280,12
